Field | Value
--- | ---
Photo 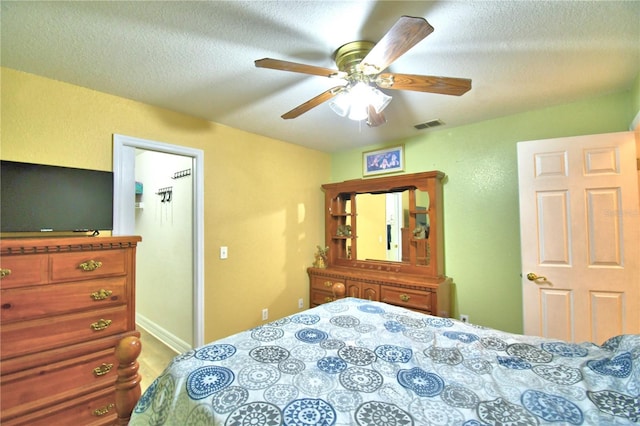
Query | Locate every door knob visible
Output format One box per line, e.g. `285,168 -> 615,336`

526,272 -> 548,284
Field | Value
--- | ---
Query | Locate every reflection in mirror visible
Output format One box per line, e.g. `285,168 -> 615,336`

356,193 -> 385,261
353,189 -> 435,266
355,191 -> 407,262
414,190 -> 430,266
385,193 -> 403,262
345,200 -> 352,259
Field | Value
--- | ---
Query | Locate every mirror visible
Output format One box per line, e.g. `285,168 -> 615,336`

355,190 -> 430,264
356,192 -> 403,262
322,171 -> 444,277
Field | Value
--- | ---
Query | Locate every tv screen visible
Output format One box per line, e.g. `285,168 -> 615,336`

0,160 -> 114,233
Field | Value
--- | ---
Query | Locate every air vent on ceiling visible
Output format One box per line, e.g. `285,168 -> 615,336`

414,119 -> 444,130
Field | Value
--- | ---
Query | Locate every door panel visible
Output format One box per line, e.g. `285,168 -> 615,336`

518,131 -> 639,344
590,291 -> 624,344
586,188 -> 621,265
537,191 -> 571,265
540,289 -> 572,341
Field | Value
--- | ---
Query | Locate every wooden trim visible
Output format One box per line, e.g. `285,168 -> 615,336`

1,236 -> 141,255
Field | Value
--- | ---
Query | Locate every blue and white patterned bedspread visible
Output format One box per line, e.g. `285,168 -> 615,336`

129,298 -> 640,425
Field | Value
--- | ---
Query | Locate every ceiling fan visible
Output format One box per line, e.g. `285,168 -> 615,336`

255,16 -> 471,127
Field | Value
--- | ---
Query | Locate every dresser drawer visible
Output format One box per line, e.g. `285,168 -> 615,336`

1,305 -> 130,359
380,286 -> 432,313
310,276 -> 344,291
1,277 -> 127,323
310,289 -> 338,306
0,333 -> 130,376
50,249 -> 127,282
1,348 -> 118,419
1,387 -> 116,426
0,254 -> 48,289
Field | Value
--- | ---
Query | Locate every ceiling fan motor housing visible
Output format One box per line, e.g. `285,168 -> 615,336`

334,41 -> 375,76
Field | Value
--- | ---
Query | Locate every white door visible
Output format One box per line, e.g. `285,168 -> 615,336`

518,131 -> 639,344
386,192 -> 403,261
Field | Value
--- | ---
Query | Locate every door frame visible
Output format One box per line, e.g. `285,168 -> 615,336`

112,134 -> 204,348
385,192 -> 403,261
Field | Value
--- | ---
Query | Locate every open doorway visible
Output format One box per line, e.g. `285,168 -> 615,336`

112,134 -> 204,348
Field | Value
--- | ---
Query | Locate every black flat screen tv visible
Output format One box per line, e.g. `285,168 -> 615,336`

0,160 -> 114,233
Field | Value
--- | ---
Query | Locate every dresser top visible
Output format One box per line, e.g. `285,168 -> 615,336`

1,235 -> 142,255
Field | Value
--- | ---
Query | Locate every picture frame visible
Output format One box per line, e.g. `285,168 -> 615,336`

362,145 -> 404,176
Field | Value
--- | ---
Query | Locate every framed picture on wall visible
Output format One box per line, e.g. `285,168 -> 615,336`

362,145 -> 404,176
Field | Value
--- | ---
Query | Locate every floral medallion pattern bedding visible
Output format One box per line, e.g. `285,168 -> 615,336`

129,298 -> 639,425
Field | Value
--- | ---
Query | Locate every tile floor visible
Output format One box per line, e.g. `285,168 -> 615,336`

137,327 -> 180,394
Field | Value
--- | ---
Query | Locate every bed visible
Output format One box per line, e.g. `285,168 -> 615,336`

125,298 -> 639,425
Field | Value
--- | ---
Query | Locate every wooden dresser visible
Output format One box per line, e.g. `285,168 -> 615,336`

309,171 -> 451,317
0,235 -> 141,425
308,267 -> 450,316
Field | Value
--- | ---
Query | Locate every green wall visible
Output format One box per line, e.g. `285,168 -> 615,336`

331,88 -> 637,334
632,73 -> 640,117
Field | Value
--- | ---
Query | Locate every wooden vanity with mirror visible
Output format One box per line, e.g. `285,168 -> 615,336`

308,171 -> 451,316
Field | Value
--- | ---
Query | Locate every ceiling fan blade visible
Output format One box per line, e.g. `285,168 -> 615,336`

255,58 -> 345,78
360,16 -> 434,75
378,73 -> 471,96
366,106 -> 386,127
281,86 -> 343,119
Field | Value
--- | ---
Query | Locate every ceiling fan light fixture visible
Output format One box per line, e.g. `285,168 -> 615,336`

348,83 -> 374,120
329,82 -> 392,121
370,87 -> 392,113
347,102 -> 369,121
328,92 -> 350,117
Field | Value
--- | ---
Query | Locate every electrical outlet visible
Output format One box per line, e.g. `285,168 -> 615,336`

298,298 -> 304,309
460,314 -> 469,324
262,308 -> 268,321
220,246 -> 228,259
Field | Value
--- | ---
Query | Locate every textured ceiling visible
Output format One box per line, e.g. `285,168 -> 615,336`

2,1 -> 639,152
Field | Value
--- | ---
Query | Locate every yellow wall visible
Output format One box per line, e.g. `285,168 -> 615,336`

1,67 -> 331,342
356,193 -> 387,260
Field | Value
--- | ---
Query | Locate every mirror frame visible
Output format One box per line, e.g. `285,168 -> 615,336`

321,171 -> 445,277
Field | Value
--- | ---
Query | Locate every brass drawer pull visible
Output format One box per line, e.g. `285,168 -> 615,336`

92,362 -> 114,377
399,294 -> 410,302
324,281 -> 333,288
0,268 -> 12,278
79,260 -> 102,271
90,319 -> 112,331
93,403 -> 115,417
324,297 -> 334,303
90,289 -> 113,300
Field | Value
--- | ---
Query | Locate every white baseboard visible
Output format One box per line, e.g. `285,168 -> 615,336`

136,313 -> 192,354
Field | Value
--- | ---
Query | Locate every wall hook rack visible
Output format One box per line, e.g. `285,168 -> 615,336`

172,169 -> 191,179
157,187 -> 173,203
